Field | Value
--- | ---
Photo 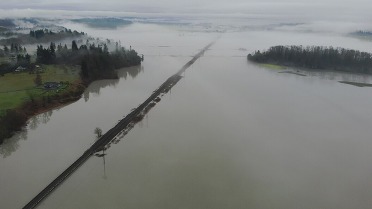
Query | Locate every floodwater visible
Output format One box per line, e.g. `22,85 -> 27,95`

1,18 -> 372,209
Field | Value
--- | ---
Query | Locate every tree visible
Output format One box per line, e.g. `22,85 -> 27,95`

50,42 -> 56,60
25,54 -> 31,64
94,127 -> 102,140
103,44 -> 109,54
30,30 -> 35,37
17,54 -> 23,63
72,40 -> 78,51
57,43 -> 62,52
34,73 -> 42,86
81,59 -> 89,78
31,29 -> 46,39
36,45 -> 55,64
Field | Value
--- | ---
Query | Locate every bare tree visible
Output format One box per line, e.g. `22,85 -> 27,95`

94,127 -> 102,140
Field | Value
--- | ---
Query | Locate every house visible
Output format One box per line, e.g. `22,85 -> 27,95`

35,65 -> 44,73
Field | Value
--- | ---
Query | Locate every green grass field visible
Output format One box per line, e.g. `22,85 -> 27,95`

259,63 -> 286,70
0,65 -> 80,116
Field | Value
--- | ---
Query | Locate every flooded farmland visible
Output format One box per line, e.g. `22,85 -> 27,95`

1,18 -> 372,209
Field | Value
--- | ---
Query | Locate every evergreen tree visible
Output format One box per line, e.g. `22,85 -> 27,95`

81,59 -> 89,78
50,42 -> 56,59
34,73 -> 42,86
25,54 -> 31,64
72,40 -> 78,51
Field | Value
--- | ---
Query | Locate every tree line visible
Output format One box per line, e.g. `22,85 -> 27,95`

36,40 -> 142,80
248,45 -> 372,74
2,43 -> 27,54
351,30 -> 372,37
30,28 -> 85,39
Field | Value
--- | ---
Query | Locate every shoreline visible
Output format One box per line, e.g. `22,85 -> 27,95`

28,96 -> 81,118
252,60 -> 372,76
0,65 -> 140,144
0,80 -> 85,144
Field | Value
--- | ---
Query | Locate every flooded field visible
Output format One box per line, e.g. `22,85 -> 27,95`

1,18 -> 372,209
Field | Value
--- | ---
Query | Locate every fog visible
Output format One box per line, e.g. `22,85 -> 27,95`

1,0 -> 372,22
1,0 -> 372,36
0,4 -> 372,35
1,2 -> 372,36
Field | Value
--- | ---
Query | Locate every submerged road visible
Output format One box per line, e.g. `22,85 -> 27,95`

23,41 -> 215,209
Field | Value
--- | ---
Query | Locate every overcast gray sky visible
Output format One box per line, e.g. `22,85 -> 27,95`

0,0 -> 371,21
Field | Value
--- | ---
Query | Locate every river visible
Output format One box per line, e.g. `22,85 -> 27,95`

1,17 -> 372,209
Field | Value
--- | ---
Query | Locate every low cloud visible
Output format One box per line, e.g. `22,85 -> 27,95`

0,0 -> 371,24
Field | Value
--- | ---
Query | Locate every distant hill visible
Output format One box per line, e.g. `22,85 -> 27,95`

0,26 -> 8,32
0,19 -> 15,28
350,30 -> 372,41
350,30 -> 372,37
72,18 -> 132,28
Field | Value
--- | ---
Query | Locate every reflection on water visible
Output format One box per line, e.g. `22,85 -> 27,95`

119,65 -> 144,80
103,154 -> 107,179
100,152 -> 108,180
271,67 -> 372,84
306,70 -> 372,83
0,65 -> 143,157
0,111 -> 53,158
29,111 -> 53,130
0,129 -> 27,158
84,65 -> 144,99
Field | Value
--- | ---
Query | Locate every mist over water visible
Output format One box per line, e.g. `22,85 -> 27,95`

1,16 -> 372,209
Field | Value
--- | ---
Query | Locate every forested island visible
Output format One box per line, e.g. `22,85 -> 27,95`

248,45 -> 372,74
0,37 -> 142,143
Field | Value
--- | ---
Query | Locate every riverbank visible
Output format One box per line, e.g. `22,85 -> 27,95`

0,64 -> 82,143
0,61 -> 143,144
0,78 -> 85,144
1,43 -> 143,143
